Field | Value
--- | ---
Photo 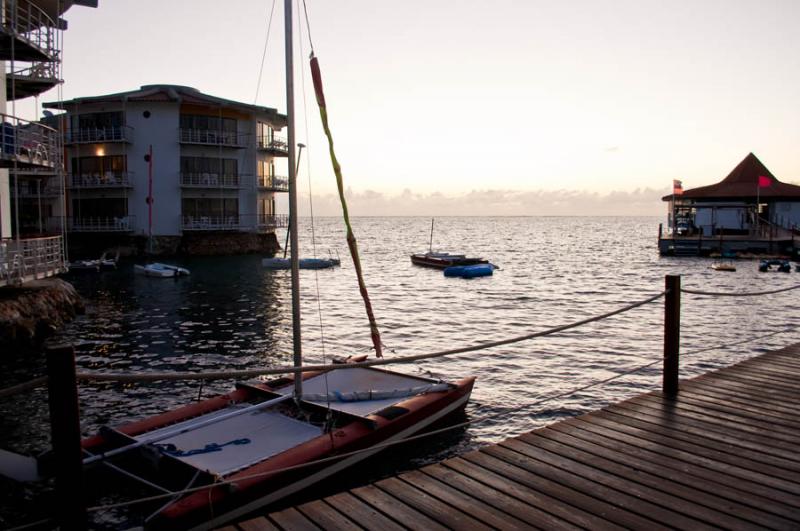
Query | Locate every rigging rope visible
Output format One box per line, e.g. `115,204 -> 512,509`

80,323 -> 797,515
253,0 -> 277,105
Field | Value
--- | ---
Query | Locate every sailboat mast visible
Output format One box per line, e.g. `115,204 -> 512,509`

285,0 -> 302,398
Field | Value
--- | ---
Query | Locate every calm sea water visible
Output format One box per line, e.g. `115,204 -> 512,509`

2,216 -> 800,525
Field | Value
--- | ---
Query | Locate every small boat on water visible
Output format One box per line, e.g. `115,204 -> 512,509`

411,219 -> 489,269
710,261 -> 736,272
134,263 -> 190,278
68,249 -> 121,273
759,259 -> 791,273
444,263 -> 495,278
262,257 -> 340,270
411,251 -> 489,269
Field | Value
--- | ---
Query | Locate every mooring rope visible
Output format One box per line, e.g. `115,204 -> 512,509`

0,375 -> 48,399
681,283 -> 800,297
81,321 -> 799,516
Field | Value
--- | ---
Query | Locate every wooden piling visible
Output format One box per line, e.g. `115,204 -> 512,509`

45,342 -> 87,530
663,275 -> 680,397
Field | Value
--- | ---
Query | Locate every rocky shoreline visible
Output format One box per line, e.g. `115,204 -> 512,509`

0,279 -> 84,351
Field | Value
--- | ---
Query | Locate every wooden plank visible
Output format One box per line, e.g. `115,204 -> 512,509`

584,409 -> 800,486
350,482 -> 448,531
319,492 -> 404,531
475,443 -> 685,530
375,476 -> 492,530
452,451 -> 631,530
680,380 -> 800,418
545,420 -> 800,524
692,372 -> 800,402
668,390 -> 800,429
512,433 -> 759,530
607,400 -> 800,463
296,500 -> 361,531
424,461 -> 581,530
710,369 -> 800,393
612,396 -> 800,450
397,469 -> 536,530
237,517 -> 281,531
268,507 -> 321,531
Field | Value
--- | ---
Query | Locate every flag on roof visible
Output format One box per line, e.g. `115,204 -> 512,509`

673,179 -> 683,195
758,175 -> 771,188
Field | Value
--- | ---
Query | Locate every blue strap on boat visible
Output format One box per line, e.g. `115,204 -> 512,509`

156,438 -> 251,457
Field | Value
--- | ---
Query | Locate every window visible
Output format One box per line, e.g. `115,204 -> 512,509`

71,155 -> 127,177
180,114 -> 237,133
74,112 -> 123,130
180,157 -> 238,176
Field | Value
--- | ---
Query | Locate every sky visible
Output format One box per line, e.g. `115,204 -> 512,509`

14,0 -> 800,215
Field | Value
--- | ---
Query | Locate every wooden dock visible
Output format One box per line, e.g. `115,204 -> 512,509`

221,344 -> 800,530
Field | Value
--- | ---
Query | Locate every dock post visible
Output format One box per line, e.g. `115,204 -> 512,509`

45,342 -> 87,530
663,275 -> 681,397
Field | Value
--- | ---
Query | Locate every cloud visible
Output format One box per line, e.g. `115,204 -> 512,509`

297,187 -> 667,216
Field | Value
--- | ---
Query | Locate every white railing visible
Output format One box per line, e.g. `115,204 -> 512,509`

257,175 -> 289,192
180,173 -> 241,188
1,1 -> 58,60
66,126 -> 134,144
67,216 -> 135,232
6,60 -> 59,82
69,172 -> 133,188
179,129 -> 244,147
12,183 -> 62,198
0,236 -> 66,287
182,214 -> 289,232
0,113 -> 59,169
256,135 -> 288,154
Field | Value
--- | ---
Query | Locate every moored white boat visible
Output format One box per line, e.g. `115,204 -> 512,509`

262,256 -> 340,269
134,263 -> 190,278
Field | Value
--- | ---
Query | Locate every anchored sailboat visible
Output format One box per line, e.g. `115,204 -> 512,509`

75,2 -> 474,529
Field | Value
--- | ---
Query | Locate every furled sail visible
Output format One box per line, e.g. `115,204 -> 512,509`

310,53 -> 383,357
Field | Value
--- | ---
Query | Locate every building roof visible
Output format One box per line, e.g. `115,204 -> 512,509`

663,153 -> 800,202
44,85 -> 286,126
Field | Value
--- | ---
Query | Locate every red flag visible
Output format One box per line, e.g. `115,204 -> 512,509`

672,179 -> 683,195
758,175 -> 771,188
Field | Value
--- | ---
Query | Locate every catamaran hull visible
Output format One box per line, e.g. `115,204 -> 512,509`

184,380 -> 473,530
81,373 -> 474,530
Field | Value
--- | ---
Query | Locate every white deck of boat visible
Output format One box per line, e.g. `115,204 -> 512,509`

279,367 -> 437,417
136,406 -> 322,476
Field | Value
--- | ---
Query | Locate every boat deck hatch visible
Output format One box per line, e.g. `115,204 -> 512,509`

135,406 -> 322,476
280,367 -> 439,417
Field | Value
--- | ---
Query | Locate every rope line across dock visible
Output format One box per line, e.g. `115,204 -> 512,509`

681,283 -> 800,297
80,324 -> 796,516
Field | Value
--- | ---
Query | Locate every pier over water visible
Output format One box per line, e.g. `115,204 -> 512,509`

234,344 -> 800,529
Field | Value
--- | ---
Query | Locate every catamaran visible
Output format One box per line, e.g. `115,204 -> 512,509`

75,2 -> 474,529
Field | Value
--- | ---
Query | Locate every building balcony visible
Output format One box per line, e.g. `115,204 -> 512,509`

69,172 -> 133,189
179,129 -> 246,148
66,126 -> 134,144
0,1 -> 58,62
181,214 -> 288,232
180,172 -> 242,188
0,114 -> 59,170
67,216 -> 135,233
11,182 -> 62,198
257,175 -> 289,192
6,61 -> 60,101
0,236 -> 66,287
256,135 -> 288,156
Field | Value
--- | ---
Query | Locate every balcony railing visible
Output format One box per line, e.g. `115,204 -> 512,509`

182,214 -> 288,232
257,175 -> 289,192
256,135 -> 288,155
6,61 -> 60,100
0,113 -> 59,169
66,126 -> 134,144
180,173 -> 241,188
0,236 -> 66,287
11,183 -> 62,198
179,129 -> 245,148
67,216 -> 135,233
0,1 -> 58,62
69,172 -> 133,189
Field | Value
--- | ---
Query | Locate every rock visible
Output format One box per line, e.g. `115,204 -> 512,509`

0,279 -> 84,350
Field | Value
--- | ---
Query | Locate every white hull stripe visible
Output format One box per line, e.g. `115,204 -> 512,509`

190,392 -> 471,531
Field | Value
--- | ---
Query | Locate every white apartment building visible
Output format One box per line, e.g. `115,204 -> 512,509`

1,0 -> 96,287
44,84 -> 289,255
